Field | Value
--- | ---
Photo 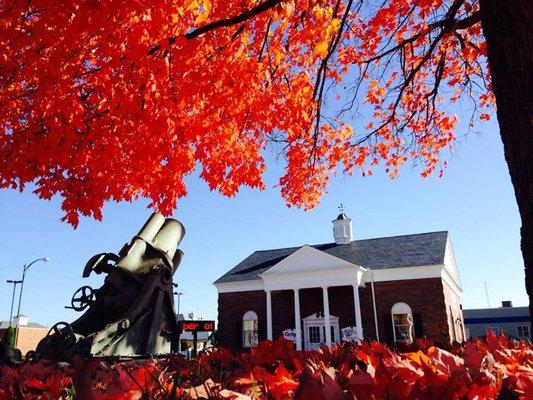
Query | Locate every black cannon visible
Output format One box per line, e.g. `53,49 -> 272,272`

33,213 -> 185,361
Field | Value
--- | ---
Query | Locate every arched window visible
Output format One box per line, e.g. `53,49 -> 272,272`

391,302 -> 414,343
242,311 -> 258,348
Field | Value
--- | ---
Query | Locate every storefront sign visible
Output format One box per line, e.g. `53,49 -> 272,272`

282,329 -> 296,341
341,326 -> 360,342
179,320 -> 215,332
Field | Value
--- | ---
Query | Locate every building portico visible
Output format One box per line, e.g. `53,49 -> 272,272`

260,245 -> 366,350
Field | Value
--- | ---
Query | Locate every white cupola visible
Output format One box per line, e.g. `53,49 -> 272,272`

332,211 -> 353,245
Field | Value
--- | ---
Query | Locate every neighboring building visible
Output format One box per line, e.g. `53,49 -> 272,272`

177,313 -> 214,357
214,213 -> 465,352
0,315 -> 49,355
464,301 -> 531,340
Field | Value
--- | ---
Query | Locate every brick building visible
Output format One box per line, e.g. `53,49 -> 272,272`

0,315 -> 49,355
464,301 -> 531,340
214,213 -> 465,351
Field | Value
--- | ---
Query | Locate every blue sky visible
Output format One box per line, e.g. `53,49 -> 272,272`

0,117 -> 527,327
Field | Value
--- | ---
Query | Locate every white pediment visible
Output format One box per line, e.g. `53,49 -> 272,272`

303,313 -> 339,323
260,245 -> 359,277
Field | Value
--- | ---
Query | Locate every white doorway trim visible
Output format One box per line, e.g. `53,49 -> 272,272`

302,313 -> 340,350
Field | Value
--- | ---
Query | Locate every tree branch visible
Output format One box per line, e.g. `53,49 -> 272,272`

185,0 -> 284,39
363,10 -> 480,64
455,11 -> 481,29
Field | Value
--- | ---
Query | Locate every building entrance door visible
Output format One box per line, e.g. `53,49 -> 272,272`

302,314 -> 340,350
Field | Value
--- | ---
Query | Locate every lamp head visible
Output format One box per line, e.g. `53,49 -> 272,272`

42,257 -> 51,262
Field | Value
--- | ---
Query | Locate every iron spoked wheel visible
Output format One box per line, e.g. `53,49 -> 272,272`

71,285 -> 96,311
49,322 -> 76,352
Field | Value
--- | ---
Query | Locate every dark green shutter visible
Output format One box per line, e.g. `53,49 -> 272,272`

258,319 -> 266,342
413,313 -> 424,338
383,314 -> 394,344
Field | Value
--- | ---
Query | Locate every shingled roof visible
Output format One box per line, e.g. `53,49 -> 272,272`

0,321 -> 47,329
214,231 -> 449,283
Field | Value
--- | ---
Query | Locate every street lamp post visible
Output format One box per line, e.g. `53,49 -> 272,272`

173,291 -> 184,354
6,280 -> 22,327
174,292 -> 183,317
14,257 -> 50,346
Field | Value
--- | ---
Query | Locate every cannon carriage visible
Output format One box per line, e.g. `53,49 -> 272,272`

2,213 -> 186,363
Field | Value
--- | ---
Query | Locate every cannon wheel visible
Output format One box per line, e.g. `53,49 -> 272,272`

25,350 -> 38,363
50,322 -> 76,348
36,322 -> 77,360
71,286 -> 96,311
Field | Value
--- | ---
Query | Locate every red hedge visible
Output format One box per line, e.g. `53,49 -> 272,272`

1,332 -> 532,399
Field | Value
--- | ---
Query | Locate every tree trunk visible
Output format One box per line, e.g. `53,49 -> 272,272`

479,0 -> 533,320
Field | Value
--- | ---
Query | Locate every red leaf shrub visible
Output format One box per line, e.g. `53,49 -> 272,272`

0,332 -> 531,400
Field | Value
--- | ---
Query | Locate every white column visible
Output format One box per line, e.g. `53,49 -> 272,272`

322,286 -> 332,347
371,272 -> 380,342
294,289 -> 302,350
266,290 -> 273,340
353,284 -> 363,340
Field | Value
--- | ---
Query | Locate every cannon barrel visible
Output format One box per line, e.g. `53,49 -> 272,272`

117,214 -> 185,274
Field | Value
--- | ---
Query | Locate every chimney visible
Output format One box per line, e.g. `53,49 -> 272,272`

501,300 -> 513,308
332,212 -> 353,245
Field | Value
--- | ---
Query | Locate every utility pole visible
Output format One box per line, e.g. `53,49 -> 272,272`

6,280 -> 22,326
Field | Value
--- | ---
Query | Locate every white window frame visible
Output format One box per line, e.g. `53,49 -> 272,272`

391,302 -> 414,343
308,326 -> 321,344
242,310 -> 259,348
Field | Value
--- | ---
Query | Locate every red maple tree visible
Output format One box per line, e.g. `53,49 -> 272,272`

0,1 -> 531,312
